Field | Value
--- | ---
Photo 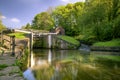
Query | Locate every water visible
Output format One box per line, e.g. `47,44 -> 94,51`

79,43 -> 90,52
24,49 -> 120,80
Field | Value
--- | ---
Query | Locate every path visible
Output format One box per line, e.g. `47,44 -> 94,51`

0,37 -> 28,80
0,52 -> 24,80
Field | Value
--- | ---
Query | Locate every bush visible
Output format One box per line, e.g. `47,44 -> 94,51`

113,16 -> 120,38
92,22 -> 113,41
75,35 -> 97,45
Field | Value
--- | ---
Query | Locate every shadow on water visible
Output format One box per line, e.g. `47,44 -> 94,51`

23,49 -> 120,80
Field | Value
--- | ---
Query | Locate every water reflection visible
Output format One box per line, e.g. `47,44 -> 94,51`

23,68 -> 35,80
24,49 -> 120,80
48,50 -> 52,64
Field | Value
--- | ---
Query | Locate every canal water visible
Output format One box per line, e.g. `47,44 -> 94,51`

23,49 -> 120,80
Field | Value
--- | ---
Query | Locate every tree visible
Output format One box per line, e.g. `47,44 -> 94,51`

22,23 -> 31,29
0,14 -> 6,31
52,3 -> 84,36
32,12 -> 54,30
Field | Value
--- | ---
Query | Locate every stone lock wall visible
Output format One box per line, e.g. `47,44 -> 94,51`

33,35 -> 77,50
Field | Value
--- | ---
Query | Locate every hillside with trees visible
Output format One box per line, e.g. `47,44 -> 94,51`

25,0 -> 120,45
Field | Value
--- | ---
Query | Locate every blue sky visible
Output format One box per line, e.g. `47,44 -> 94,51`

0,0 -> 85,29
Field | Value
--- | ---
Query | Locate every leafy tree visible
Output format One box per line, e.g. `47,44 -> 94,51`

30,0 -> 120,43
22,23 -> 31,29
52,3 -> 84,36
32,12 -> 54,30
0,15 -> 6,31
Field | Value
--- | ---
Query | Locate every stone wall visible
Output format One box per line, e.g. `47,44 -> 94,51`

33,35 -> 78,50
90,46 -> 120,52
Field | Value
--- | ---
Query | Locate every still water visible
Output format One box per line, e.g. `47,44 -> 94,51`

24,49 -> 120,80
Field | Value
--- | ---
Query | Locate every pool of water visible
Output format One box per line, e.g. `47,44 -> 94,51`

23,49 -> 120,80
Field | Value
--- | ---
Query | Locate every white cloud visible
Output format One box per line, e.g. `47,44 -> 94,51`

0,15 -> 7,19
61,0 -> 85,3
61,0 -> 69,2
11,18 -> 20,23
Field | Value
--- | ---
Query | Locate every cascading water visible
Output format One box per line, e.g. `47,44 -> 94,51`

79,43 -> 90,52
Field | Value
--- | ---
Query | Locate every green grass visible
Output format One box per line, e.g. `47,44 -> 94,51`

0,64 -> 8,70
95,54 -> 120,62
93,39 -> 120,47
57,35 -> 80,46
8,32 -> 26,39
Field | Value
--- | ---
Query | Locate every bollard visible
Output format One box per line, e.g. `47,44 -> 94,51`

11,35 -> 15,56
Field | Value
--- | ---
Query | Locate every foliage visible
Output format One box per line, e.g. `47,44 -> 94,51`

22,23 -> 31,29
52,0 -> 120,43
52,2 -> 84,36
30,0 -> 120,43
112,15 -> 120,38
0,20 -> 6,31
57,35 -> 80,46
32,12 -> 54,30
92,21 -> 113,41
15,48 -> 29,71
93,39 -> 120,47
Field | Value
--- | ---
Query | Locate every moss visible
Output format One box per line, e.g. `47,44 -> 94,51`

8,32 -> 26,39
15,48 -> 29,71
0,64 -> 8,70
33,37 -> 47,48
0,73 -> 5,76
57,35 -> 80,46
93,39 -> 120,47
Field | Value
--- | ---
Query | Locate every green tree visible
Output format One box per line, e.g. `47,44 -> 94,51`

0,15 -> 6,31
22,23 -> 31,29
52,3 -> 84,36
32,12 -> 54,30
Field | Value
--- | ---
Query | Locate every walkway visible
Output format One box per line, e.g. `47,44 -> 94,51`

0,52 -> 24,80
0,36 -> 27,80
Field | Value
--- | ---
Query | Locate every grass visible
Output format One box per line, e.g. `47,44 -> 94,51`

93,39 -> 120,47
57,35 -> 80,46
96,55 -> 120,62
8,32 -> 26,39
0,64 -> 8,70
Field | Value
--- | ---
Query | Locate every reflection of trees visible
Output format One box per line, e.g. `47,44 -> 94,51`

34,66 -> 54,80
30,49 -> 120,80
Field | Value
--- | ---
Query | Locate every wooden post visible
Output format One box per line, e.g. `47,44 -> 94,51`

10,36 -> 12,51
0,31 -> 3,45
11,35 -> 15,56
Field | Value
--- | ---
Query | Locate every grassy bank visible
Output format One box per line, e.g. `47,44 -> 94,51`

93,39 -> 120,47
57,35 -> 80,46
96,55 -> 120,62
8,32 -> 26,39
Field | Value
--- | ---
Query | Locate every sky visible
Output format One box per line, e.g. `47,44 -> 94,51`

0,0 -> 85,29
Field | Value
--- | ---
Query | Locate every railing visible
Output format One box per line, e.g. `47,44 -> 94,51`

0,30 -> 15,56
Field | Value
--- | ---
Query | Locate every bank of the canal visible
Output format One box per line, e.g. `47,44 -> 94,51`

0,52 -> 24,80
91,39 -> 120,52
0,32 -> 29,80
